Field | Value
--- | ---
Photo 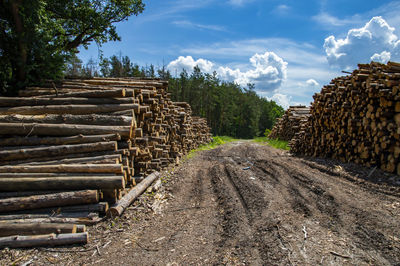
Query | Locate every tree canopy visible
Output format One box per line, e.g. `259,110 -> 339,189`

0,0 -> 144,94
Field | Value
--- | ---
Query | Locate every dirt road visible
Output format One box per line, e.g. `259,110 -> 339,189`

2,141 -> 400,265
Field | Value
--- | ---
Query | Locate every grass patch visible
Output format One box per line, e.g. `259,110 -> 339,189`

186,136 -> 237,159
253,137 -> 290,150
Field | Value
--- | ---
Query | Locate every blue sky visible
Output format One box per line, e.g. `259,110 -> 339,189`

79,0 -> 400,108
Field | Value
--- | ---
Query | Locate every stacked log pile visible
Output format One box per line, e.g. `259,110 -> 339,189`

0,77 -> 212,247
269,106 -> 310,140
290,61 -> 400,175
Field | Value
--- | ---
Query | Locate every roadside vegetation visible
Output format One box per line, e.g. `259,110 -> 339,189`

186,136 -> 237,159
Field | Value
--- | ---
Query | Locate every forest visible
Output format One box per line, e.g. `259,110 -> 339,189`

65,55 -> 285,139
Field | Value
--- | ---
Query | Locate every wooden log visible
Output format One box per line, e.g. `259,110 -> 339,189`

0,141 -> 117,161
0,151 -> 122,166
108,171 -> 160,216
0,217 -> 102,225
0,232 -> 89,248
0,164 -> 123,174
20,155 -> 120,166
0,212 -> 99,220
0,190 -> 99,213
0,123 -> 132,139
0,114 -> 134,126
6,202 -> 109,215
0,223 -> 78,237
0,97 -> 134,107
0,175 -> 125,192
35,89 -> 126,98
0,134 -> 121,147
0,103 -> 140,115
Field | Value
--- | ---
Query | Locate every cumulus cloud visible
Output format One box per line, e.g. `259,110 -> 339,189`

306,79 -> 319,87
167,56 -> 214,74
270,93 -> 291,109
168,51 -> 287,92
324,16 -> 400,70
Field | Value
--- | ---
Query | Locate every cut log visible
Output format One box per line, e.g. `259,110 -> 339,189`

0,223 -> 78,237
108,171 -> 160,216
0,114 -> 134,126
0,190 -> 99,212
0,217 -> 102,225
0,97 -> 134,107
0,164 -> 123,174
0,134 -> 121,147
0,141 -> 117,161
35,89 -> 126,98
0,103 -> 140,115
4,202 -> 109,215
0,232 -> 88,248
0,175 -> 125,191
0,123 -> 132,139
0,151 -> 122,166
0,212 -> 99,220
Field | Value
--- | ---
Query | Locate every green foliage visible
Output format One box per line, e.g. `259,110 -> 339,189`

264,129 -> 271,138
186,136 -> 237,159
253,137 -> 289,150
0,0 -> 144,94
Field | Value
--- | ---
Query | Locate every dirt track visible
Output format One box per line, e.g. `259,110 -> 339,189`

1,141 -> 400,265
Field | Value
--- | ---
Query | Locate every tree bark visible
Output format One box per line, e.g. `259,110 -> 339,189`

0,103 -> 140,115
0,232 -> 88,248
0,114 -> 134,126
0,141 -> 118,161
108,171 -> 160,216
0,175 -> 125,192
0,97 -> 134,107
0,190 -> 99,212
0,164 -> 123,174
0,223 -> 79,237
0,133 -> 121,147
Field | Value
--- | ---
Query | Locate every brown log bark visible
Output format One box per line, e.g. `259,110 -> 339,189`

0,223 -> 79,237
0,114 -> 134,126
33,89 -> 126,98
0,190 -> 99,212
0,217 -> 101,225
0,97 -> 134,107
0,141 -> 117,161
0,134 -> 121,147
0,164 -> 123,174
108,171 -> 160,216
0,175 -> 125,192
0,104 -> 140,115
0,123 -> 132,139
0,232 -> 88,248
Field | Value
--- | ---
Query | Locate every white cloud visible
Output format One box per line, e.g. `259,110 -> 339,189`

167,56 -> 214,74
172,20 -> 226,32
306,79 -> 319,87
168,51 -> 288,92
218,51 -> 287,91
312,12 -> 361,28
228,0 -> 254,6
324,16 -> 400,70
272,4 -> 290,15
270,93 -> 291,109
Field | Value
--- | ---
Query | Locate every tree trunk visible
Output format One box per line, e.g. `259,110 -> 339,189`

0,97 -> 134,107
0,223 -> 79,237
0,175 -> 125,192
0,141 -> 117,161
0,190 -> 99,212
0,103 -> 140,115
0,163 -> 123,174
0,133 -> 121,147
108,171 -> 160,216
0,232 -> 89,248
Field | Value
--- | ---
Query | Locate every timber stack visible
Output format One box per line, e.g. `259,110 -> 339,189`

269,106 -> 310,141
0,78 -> 212,248
290,61 -> 400,175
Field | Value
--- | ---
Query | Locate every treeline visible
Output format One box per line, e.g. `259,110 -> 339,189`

68,54 -> 284,139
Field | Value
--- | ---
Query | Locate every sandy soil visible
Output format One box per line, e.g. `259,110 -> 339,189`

1,141 -> 400,265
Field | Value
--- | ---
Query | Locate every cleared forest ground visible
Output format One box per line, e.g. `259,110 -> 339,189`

1,141 -> 400,265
